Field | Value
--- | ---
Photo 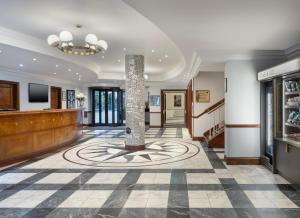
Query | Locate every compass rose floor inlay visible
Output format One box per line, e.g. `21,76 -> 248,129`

63,139 -> 200,167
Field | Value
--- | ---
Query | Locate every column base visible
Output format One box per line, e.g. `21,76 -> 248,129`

125,144 -> 145,151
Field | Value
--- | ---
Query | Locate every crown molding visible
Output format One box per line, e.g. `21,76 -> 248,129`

285,43 -> 300,59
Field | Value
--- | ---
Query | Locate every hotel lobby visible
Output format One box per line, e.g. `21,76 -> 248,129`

0,1 -> 300,217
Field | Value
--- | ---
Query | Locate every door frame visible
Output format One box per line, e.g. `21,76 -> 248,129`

90,87 -> 124,126
160,89 -> 187,128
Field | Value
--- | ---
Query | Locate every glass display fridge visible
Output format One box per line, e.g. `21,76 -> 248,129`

282,74 -> 300,143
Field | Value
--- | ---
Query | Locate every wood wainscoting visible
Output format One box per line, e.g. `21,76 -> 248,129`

0,109 -> 82,166
0,80 -> 19,111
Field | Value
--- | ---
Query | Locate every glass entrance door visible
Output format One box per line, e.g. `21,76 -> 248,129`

92,88 -> 125,126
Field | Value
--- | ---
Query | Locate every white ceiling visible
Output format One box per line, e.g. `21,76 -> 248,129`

0,0 -> 300,86
0,0 -> 184,84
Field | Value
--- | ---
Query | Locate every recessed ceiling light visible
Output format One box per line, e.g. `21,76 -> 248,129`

55,64 -> 59,67
76,72 -> 79,75
123,48 -> 127,51
151,49 -> 155,53
0,50 -> 2,53
53,72 -> 57,75
158,59 -> 162,62
144,74 -> 149,80
68,68 -> 72,72
102,55 -> 105,59
118,59 -> 121,63
19,64 -> 24,67
32,58 -> 37,61
164,54 -> 168,58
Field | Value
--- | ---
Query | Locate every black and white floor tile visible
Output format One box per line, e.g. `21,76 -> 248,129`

0,127 -> 299,217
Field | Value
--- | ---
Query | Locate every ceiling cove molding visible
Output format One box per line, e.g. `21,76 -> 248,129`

0,26 -> 101,76
183,52 -> 202,83
286,43 -> 300,59
0,65 -> 80,86
121,0 -> 186,81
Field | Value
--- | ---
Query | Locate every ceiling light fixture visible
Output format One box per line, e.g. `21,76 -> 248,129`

76,72 -> 79,75
102,55 -> 105,59
55,64 -> 59,67
0,50 -> 2,53
33,58 -> 37,61
118,59 -> 121,63
68,68 -> 72,72
47,27 -> 108,56
151,49 -> 155,53
144,74 -> 149,80
53,72 -> 57,75
159,59 -> 162,62
19,64 -> 23,67
164,54 -> 169,58
123,48 -> 127,51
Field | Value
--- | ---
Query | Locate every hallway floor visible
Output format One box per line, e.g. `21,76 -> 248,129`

0,128 -> 299,218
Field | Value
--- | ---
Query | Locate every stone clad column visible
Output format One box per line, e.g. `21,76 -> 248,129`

125,55 -> 145,151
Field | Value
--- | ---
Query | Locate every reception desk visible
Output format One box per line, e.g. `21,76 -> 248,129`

0,109 -> 82,166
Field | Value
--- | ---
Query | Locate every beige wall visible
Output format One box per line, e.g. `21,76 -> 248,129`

165,92 -> 185,118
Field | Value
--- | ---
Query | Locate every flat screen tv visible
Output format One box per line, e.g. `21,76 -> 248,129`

28,83 -> 49,102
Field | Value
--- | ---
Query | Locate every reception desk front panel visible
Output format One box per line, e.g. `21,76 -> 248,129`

0,109 -> 82,166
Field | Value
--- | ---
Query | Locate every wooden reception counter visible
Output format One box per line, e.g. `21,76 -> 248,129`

0,109 -> 82,166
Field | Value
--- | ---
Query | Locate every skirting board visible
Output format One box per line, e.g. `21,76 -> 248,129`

149,125 -> 161,128
226,157 -> 261,165
192,136 -> 205,141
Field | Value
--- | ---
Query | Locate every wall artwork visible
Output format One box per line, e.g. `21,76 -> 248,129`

196,90 -> 210,103
149,95 -> 160,106
174,95 -> 182,107
66,90 -> 76,108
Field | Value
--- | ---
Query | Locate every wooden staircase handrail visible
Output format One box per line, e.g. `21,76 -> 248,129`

192,98 -> 225,119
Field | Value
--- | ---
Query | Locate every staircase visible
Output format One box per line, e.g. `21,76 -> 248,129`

193,98 -> 225,148
204,121 -> 224,148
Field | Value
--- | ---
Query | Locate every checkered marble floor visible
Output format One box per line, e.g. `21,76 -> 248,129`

0,128 -> 299,218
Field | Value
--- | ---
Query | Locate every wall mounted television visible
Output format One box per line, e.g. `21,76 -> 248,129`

28,83 -> 49,102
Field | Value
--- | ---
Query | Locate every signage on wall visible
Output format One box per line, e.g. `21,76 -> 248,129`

258,58 -> 300,81
196,90 -> 210,103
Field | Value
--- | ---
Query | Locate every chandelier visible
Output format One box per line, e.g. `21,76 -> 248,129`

47,31 -> 108,56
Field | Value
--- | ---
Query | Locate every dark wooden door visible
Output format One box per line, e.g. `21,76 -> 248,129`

161,91 -> 166,127
0,81 -> 19,110
51,87 -> 62,109
186,80 -> 193,136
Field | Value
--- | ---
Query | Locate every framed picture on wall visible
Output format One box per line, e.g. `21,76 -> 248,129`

174,95 -> 182,107
196,90 -> 210,103
66,90 -> 76,108
149,95 -> 160,106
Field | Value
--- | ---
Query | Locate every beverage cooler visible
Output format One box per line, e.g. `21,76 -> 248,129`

259,58 -> 300,186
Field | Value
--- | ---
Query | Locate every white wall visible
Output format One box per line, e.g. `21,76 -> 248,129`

192,71 -> 224,137
165,92 -> 185,118
0,69 -> 83,111
224,59 -> 284,158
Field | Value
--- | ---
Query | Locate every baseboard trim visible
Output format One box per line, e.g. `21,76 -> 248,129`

149,125 -> 161,128
226,157 -> 261,165
192,136 -> 205,141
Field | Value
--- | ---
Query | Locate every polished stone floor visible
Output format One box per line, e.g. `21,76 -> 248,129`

0,128 -> 299,218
